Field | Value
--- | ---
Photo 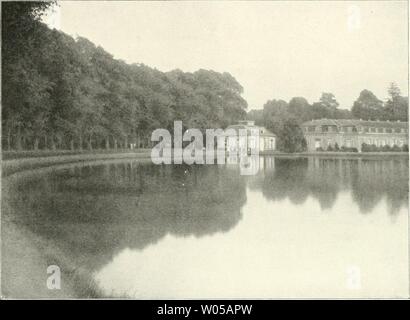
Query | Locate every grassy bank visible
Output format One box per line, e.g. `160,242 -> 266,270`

2,148 -> 151,160
1,216 -> 104,299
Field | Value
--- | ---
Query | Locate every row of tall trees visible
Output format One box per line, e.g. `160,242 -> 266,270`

2,2 -> 247,151
351,84 -> 408,121
249,86 -> 408,152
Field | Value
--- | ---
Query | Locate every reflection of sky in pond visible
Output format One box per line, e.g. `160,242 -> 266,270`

94,188 -> 408,298
2,156 -> 408,298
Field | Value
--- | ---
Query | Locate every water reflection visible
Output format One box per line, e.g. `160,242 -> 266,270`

2,156 -> 408,298
249,157 -> 408,214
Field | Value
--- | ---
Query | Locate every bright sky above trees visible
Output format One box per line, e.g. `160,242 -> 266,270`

43,1 -> 408,110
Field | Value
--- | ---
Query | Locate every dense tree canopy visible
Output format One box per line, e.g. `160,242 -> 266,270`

351,89 -> 384,120
2,2 -> 247,151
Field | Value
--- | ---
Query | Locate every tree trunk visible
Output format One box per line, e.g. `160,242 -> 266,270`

88,134 -> 93,150
16,126 -> 22,151
57,135 -> 62,150
50,137 -> 56,151
78,134 -> 83,151
70,139 -> 74,151
7,128 -> 11,151
23,135 -> 28,150
114,139 -> 118,150
124,136 -> 128,149
105,137 -> 110,150
44,134 -> 48,150
33,137 -> 39,150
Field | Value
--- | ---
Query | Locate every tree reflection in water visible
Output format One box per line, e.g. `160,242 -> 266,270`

249,156 -> 408,214
2,156 -> 408,275
3,161 -> 247,270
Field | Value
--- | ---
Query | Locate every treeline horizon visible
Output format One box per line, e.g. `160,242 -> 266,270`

247,86 -> 408,152
2,2 -> 247,151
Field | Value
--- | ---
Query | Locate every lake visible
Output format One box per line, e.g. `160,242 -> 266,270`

2,156 -> 408,298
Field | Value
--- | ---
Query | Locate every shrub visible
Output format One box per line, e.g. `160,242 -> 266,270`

340,146 -> 358,152
362,144 -> 380,152
370,144 -> 379,152
391,144 -> 401,152
326,145 -> 333,151
362,143 -> 408,152
361,143 -> 370,152
316,147 -> 324,152
402,144 -> 409,152
334,142 -> 340,151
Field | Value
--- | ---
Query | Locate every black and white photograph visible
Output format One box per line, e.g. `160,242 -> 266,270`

0,0 -> 409,305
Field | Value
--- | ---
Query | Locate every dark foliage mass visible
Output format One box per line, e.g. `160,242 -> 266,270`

2,2 -> 247,151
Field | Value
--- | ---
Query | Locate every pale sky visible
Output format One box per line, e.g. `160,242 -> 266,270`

44,1 -> 408,110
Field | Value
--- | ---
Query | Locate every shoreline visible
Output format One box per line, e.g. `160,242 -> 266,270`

1,150 -> 152,177
262,151 -> 409,158
2,149 -> 408,176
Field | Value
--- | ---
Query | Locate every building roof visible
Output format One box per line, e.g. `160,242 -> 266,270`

226,123 -> 276,137
302,119 -> 408,129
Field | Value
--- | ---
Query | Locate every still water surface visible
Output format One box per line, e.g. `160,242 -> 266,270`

2,156 -> 409,298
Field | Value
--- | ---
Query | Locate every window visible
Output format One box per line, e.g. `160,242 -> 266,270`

308,126 -> 315,132
364,127 -> 369,132
386,128 -> 392,133
370,128 -> 376,133
377,128 -> 383,133
394,128 -> 401,133
322,126 -> 329,132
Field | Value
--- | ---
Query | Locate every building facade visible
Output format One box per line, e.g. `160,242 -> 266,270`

225,120 -> 276,153
301,119 -> 408,152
